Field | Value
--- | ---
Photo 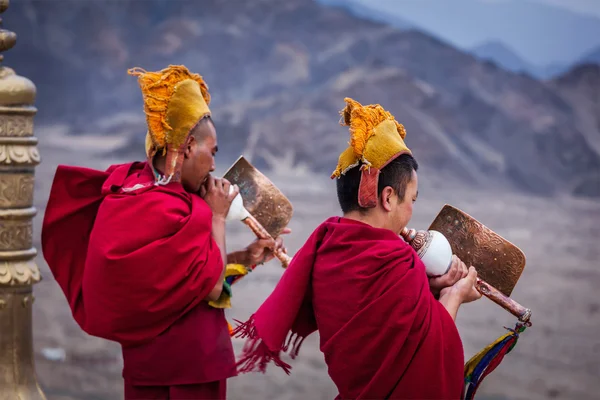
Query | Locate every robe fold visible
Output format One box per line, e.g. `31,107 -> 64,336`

235,217 -> 464,399
42,161 -> 236,386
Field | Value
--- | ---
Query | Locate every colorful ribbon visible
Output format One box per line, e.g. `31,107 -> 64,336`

463,321 -> 529,400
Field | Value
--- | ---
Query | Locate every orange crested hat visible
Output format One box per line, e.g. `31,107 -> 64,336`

128,65 -> 211,184
331,97 -> 411,208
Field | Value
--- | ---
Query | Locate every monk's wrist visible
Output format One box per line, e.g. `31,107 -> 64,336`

438,289 -> 462,320
227,250 -> 250,266
440,287 -> 463,302
212,214 -> 226,224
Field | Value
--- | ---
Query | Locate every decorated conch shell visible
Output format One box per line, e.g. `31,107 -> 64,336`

400,228 -> 453,277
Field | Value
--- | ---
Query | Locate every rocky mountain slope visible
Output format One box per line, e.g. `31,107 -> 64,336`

550,64 -> 600,197
579,46 -> 600,66
5,0 -> 600,197
470,41 -> 569,79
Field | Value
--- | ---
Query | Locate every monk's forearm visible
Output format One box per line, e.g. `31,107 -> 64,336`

206,216 -> 227,301
439,292 -> 461,321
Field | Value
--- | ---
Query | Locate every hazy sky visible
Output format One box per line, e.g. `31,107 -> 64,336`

348,0 -> 600,66
528,0 -> 600,17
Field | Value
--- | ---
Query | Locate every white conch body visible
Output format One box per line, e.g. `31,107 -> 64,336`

419,230 -> 453,277
225,187 -> 250,222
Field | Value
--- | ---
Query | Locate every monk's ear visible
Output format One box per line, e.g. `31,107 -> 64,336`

381,186 -> 394,212
183,134 -> 196,159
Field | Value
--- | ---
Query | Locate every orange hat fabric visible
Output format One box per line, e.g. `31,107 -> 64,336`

128,65 -> 211,183
331,97 -> 411,208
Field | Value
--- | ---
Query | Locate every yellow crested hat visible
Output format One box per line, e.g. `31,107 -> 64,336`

331,97 -> 411,208
128,65 -> 211,183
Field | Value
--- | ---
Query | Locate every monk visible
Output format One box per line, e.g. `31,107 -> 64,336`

234,98 -> 482,399
42,65 -> 289,400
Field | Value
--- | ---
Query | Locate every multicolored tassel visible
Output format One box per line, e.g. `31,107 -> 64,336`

463,321 -> 530,400
204,263 -> 258,335
208,264 -> 253,309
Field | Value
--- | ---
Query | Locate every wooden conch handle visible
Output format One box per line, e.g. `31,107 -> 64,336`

476,278 -> 531,322
243,215 -> 291,268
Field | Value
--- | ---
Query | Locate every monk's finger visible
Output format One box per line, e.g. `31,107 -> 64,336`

222,179 -> 230,194
256,237 -> 275,250
466,266 -> 477,284
228,184 -> 239,201
199,184 -> 207,198
460,261 -> 468,279
206,175 -> 215,190
274,237 -> 285,250
450,254 -> 459,271
280,227 -> 292,235
447,255 -> 459,280
262,253 -> 275,264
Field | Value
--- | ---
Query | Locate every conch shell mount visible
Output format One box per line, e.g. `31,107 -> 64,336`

401,204 -> 532,323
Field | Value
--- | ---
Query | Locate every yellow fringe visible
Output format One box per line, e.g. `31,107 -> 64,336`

128,65 -> 211,151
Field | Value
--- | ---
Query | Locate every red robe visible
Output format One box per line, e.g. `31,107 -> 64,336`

235,217 -> 464,399
42,162 -> 236,389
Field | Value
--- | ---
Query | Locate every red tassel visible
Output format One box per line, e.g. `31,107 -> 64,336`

290,334 -> 306,359
282,331 -> 295,352
232,317 -> 256,339
233,315 -> 293,375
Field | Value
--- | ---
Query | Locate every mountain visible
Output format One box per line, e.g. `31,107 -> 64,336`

579,46 -> 600,65
334,0 -> 600,68
471,41 -> 533,75
316,0 -> 413,30
470,41 -> 569,79
4,0 -> 600,198
549,64 -> 600,198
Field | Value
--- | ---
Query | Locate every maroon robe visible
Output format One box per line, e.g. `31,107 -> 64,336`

42,162 -> 236,398
235,217 -> 464,399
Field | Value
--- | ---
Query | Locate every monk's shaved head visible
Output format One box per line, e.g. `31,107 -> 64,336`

190,116 -> 214,141
336,154 -> 418,214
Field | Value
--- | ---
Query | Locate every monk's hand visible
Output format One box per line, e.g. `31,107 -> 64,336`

203,176 -> 239,219
440,266 -> 482,304
243,227 -> 292,266
428,255 -> 468,298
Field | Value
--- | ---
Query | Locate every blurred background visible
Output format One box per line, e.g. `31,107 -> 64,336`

4,0 -> 600,399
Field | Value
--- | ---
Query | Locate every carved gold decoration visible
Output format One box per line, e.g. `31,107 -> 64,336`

0,144 -> 41,165
0,260 -> 41,286
0,220 -> 32,250
22,294 -> 34,307
0,173 -> 35,208
0,113 -> 34,136
0,208 -> 36,251
0,1 -> 46,398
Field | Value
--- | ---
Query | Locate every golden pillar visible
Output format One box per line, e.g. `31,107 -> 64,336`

0,0 -> 46,399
